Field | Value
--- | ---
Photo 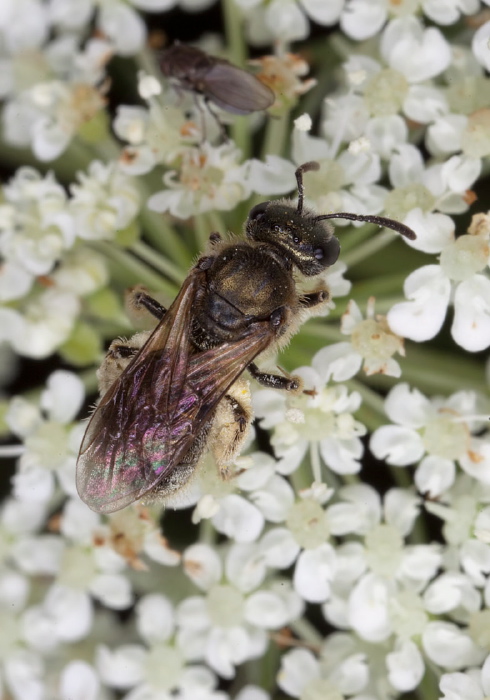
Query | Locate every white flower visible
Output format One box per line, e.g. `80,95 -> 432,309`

70,160 -> 141,240
388,212 -> 490,350
148,143 -> 251,218
0,288 -> 80,358
253,347 -> 366,477
176,542 -> 303,678
115,102 -> 195,176
6,371 -> 84,501
340,296 -> 405,377
0,167 -> 74,300
440,653 -> 490,699
292,117 -> 387,221
59,660 -> 100,700
380,18 -> 452,82
278,642 -> 368,699
48,0 -> 177,56
23,79 -> 107,161
473,20 -> 490,72
423,621 -> 484,669
371,383 -> 490,495
0,0 -> 49,54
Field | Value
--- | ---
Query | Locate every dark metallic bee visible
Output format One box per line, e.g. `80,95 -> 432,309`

77,162 -> 416,514
159,43 -> 274,117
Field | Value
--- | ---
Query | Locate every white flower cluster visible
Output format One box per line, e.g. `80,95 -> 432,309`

0,1 -> 490,700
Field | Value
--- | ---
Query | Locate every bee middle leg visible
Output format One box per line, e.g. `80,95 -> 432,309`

210,378 -> 253,478
248,362 -> 302,392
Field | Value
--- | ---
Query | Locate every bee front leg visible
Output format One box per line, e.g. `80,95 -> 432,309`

248,362 -> 303,392
300,289 -> 329,308
210,378 -> 253,478
127,286 -> 167,321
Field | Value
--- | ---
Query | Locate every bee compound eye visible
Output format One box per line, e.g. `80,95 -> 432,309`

324,236 -> 341,266
248,202 -> 269,221
314,248 -> 324,260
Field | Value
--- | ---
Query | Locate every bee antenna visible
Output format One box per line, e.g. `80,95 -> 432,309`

295,161 -> 320,216
315,212 -> 417,240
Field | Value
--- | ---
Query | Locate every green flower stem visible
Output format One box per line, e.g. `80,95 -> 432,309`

261,113 -> 290,160
198,516 -> 216,546
0,136 -> 93,183
223,0 -> 246,66
222,0 -> 250,156
195,213 -> 214,251
364,344 -> 486,395
205,209 -> 227,238
92,136 -> 121,162
417,660 -> 442,700
341,229 -> 401,268
78,368 -> 100,396
131,240 -> 186,285
140,209 -> 193,269
137,45 -> 161,82
345,378 -> 387,431
335,222 -> 380,254
310,442 -> 322,483
300,321 -> 344,343
93,241 -> 177,298
290,617 -> 324,647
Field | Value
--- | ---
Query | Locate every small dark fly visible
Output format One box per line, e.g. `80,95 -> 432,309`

77,161 -> 416,514
159,43 -> 274,120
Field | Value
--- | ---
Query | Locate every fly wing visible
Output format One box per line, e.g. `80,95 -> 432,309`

77,269 -> 274,514
202,63 -> 274,115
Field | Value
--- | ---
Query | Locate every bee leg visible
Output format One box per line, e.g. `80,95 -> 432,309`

210,378 -> 253,478
97,331 -> 151,395
300,289 -> 329,307
248,362 -> 303,392
128,286 -> 167,321
208,231 -> 222,246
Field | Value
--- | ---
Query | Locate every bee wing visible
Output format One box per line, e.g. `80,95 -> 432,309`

202,63 -> 274,115
77,269 -> 273,514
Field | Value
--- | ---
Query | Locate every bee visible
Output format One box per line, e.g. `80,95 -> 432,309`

77,161 -> 416,514
159,44 -> 274,123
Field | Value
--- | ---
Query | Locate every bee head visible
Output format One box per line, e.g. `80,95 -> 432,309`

246,161 -> 416,276
246,200 -> 340,276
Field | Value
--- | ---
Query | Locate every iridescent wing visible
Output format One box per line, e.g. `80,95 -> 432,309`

77,268 -> 273,514
202,63 -> 274,115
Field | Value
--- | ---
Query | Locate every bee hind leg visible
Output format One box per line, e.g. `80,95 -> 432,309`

210,378 -> 253,479
97,331 -> 151,395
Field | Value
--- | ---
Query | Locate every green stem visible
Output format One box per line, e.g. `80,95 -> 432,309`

131,240 -> 186,285
222,0 -> 249,156
310,442 -> 322,483
345,378 -> 387,431
93,242 -> 177,297
261,113 -> 290,159
301,321 -> 344,343
362,343 -> 487,395
140,209 -> 193,269
342,229 -> 399,268
290,618 -> 324,647
195,213 -> 213,251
